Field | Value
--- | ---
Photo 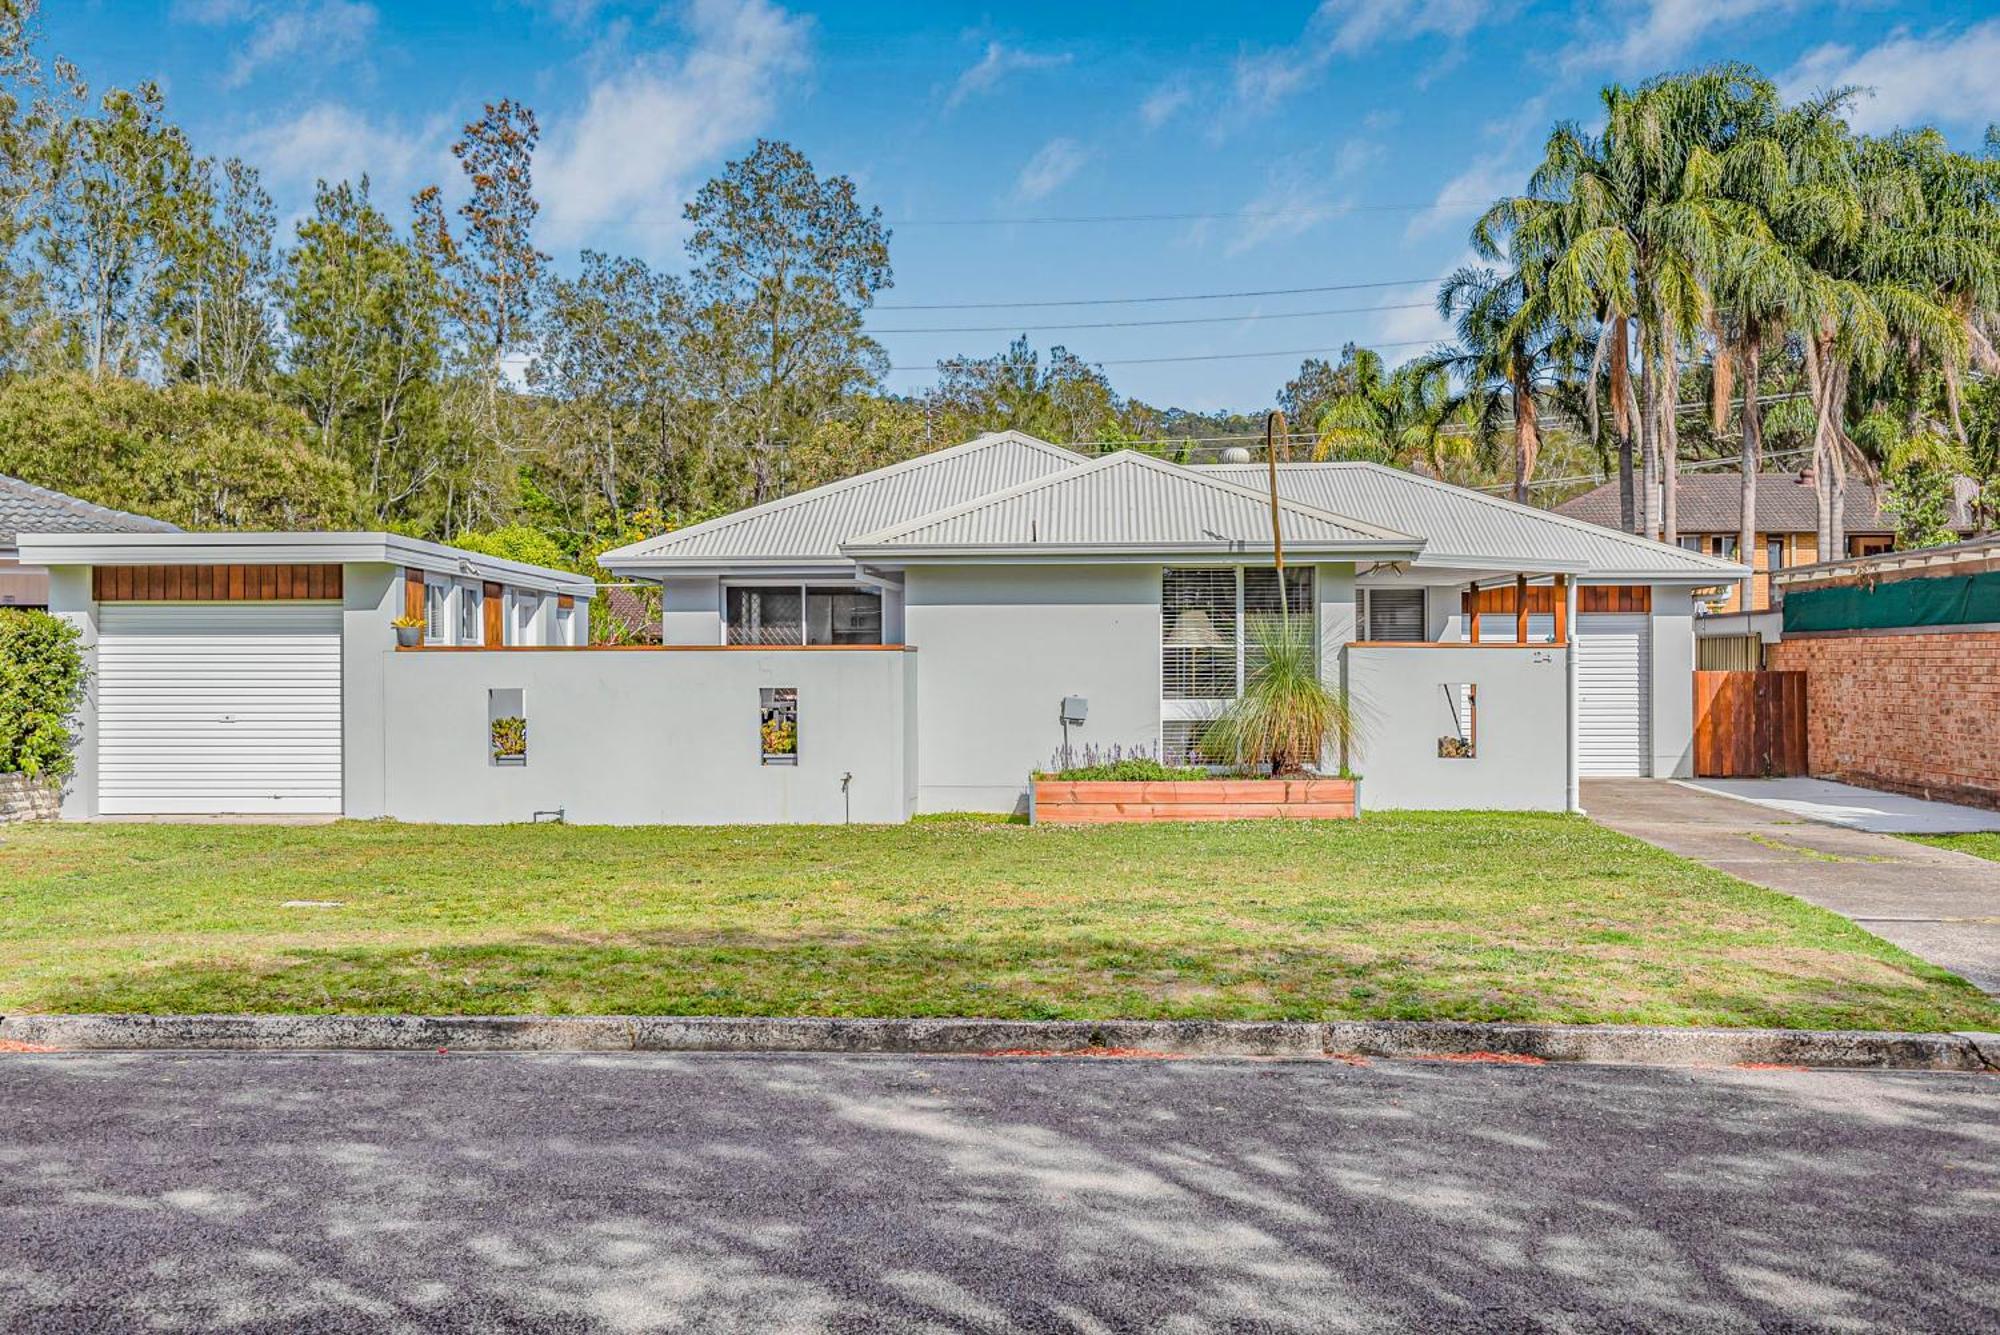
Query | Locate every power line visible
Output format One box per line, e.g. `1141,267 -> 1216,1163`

548,200 -> 1487,230
869,301 -> 1437,336
873,277 -> 1437,312
889,338 -> 1446,372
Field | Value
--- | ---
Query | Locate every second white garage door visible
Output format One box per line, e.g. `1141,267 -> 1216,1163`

1472,611 -> 1652,777
97,602 -> 343,815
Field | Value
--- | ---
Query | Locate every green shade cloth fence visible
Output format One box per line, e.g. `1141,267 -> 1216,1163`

1784,570 -> 2000,632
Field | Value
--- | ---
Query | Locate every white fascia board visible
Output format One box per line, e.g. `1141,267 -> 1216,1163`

839,539 -> 1426,565
600,556 -> 858,580
16,531 -> 594,597
1582,565 -> 1752,583
1402,553 -> 1592,575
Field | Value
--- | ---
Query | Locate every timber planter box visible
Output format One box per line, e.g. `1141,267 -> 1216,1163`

1031,778 -> 1358,824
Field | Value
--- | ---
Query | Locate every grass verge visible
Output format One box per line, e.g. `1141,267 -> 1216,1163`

3,814 -> 1993,1030
1904,832 -> 2000,863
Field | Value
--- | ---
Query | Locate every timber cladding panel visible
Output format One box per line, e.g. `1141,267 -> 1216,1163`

1766,630 -> 2000,808
92,565 -> 344,602
1462,585 -> 1651,614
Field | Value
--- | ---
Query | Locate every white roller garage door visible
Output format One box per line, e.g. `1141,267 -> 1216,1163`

1574,613 -> 1650,776
1472,611 -> 1651,777
97,603 -> 343,814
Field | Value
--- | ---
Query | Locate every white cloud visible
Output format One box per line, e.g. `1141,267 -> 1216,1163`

1404,154 -> 1521,241
1013,137 -> 1088,202
535,0 -> 812,256
234,102 -> 451,208
945,41 -> 1072,111
1226,173 -> 1348,257
1233,0 -> 1495,113
180,0 -> 379,90
1332,137 -> 1384,179
1781,20 -> 2000,133
1565,0 -> 1797,74
1139,78 -> 1192,129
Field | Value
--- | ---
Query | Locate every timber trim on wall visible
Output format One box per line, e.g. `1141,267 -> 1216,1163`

93,564 -> 344,602
404,567 -> 424,621
1462,584 -> 1651,615
482,580 -> 504,645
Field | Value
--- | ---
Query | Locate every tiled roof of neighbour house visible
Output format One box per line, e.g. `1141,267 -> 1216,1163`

1198,461 -> 1749,580
0,474 -> 180,549
596,432 -> 1085,569
842,450 -> 1423,560
1554,472 -> 1980,535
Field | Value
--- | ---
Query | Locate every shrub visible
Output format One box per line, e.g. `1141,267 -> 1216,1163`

1038,757 -> 1212,782
0,610 -> 85,779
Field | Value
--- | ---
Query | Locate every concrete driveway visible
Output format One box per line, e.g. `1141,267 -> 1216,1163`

1587,779 -> 2000,995
1,1051 -> 1995,1332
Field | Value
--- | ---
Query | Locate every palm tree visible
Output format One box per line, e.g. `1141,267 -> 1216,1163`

1309,349 -> 1472,479
1480,64 -> 1776,541
1429,265 -> 1571,503
1709,92 -> 1845,601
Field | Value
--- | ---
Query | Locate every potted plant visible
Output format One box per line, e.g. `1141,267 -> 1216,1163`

391,613 -> 426,648
490,715 -> 527,766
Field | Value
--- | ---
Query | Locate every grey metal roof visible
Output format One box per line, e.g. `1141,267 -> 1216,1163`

1555,472 -> 1978,535
0,474 -> 179,548
1199,461 -> 1746,579
843,451 -> 1422,559
597,432 -> 1084,569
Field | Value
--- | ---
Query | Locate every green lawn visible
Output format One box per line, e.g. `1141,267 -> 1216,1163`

1905,832 -> 2000,862
3,814 -> 1993,1031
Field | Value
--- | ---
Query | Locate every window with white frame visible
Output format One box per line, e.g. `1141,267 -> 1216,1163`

1362,587 -> 1426,641
726,583 -> 883,645
423,577 -> 451,645
459,582 -> 483,645
1162,567 -> 1314,759
555,601 -> 575,644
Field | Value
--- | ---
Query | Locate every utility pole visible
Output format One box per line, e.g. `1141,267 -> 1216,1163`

1265,410 -> 1287,578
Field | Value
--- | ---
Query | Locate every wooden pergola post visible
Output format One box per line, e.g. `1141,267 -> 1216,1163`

1553,574 -> 1569,645
1515,574 -> 1529,644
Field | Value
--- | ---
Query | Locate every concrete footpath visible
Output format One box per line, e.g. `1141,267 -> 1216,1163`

1587,779 -> 2000,995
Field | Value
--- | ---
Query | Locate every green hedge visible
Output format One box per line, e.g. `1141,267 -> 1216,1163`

0,610 -> 85,778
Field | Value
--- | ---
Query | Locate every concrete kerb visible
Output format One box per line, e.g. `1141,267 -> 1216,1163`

1,1014 -> 1995,1071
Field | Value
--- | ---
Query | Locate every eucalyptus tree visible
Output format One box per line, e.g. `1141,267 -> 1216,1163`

681,139 -> 891,504
527,249 -> 686,527
36,80 -> 205,378
277,176 -> 451,528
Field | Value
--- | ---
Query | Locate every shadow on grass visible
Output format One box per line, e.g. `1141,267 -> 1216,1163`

26,935 -> 1999,1032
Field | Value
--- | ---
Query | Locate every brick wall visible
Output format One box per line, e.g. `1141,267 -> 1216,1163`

1766,630 -> 2000,808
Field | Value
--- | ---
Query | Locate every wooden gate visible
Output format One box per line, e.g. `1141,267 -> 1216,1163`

1693,671 -> 1807,778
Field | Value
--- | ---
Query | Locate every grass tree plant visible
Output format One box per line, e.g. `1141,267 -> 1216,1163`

1200,615 -> 1356,778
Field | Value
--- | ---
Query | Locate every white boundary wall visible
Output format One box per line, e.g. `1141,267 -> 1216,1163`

1345,643 -> 1570,810
378,647 -> 916,825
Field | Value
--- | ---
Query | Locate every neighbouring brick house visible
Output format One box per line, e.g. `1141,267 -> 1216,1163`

1766,537 -> 2000,808
1556,473 -> 1978,614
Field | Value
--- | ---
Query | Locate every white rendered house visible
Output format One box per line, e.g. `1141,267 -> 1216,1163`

26,432 -> 1741,824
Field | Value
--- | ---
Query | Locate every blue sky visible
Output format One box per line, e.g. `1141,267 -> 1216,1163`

49,1 -> 2000,411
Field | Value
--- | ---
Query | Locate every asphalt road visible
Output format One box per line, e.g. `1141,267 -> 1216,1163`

1,1053 -> 1995,1333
